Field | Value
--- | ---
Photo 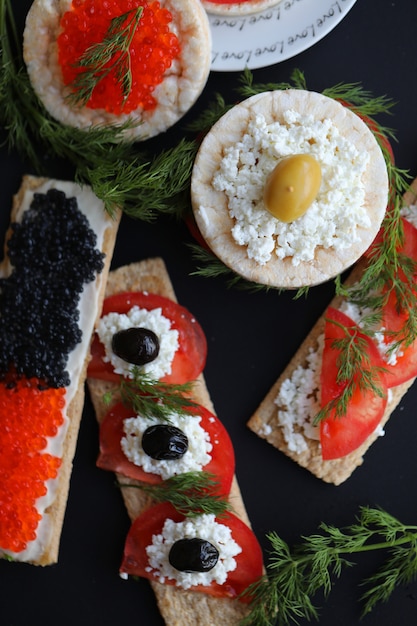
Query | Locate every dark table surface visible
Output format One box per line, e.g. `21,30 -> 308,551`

1,1 -> 417,625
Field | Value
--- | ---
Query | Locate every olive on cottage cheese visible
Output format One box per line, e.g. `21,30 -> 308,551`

168,538 -> 219,572
191,89 -> 389,289
121,410 -> 211,479
111,327 -> 160,366
141,424 -> 189,460
145,514 -> 242,589
97,305 -> 179,380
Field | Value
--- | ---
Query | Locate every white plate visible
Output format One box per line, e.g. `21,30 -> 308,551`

209,0 -> 357,71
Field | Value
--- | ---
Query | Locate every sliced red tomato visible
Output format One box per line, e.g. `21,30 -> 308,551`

364,218 -> 417,387
185,213 -> 211,251
120,502 -> 263,601
97,401 -> 235,496
320,307 -> 388,460
379,291 -> 417,387
88,292 -> 207,385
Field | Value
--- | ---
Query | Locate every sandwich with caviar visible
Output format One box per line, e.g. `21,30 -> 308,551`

0,175 -> 120,564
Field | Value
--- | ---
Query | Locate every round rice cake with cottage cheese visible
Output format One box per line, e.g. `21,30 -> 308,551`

202,0 -> 283,17
190,89 -> 389,289
23,0 -> 212,141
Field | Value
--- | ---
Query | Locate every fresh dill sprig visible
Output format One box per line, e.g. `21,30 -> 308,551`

67,7 -> 143,107
313,317 -> 387,425
240,506 -> 417,626
185,92 -> 233,135
188,243 -> 275,292
120,471 -> 231,517
236,67 -> 307,99
78,137 -> 198,219
116,369 -> 199,421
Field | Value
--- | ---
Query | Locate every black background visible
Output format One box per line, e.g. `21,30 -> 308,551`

1,1 -> 417,625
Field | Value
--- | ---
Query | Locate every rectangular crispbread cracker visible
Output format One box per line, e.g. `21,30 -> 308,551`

247,177 -> 417,485
87,258 -> 253,625
1,175 -> 121,564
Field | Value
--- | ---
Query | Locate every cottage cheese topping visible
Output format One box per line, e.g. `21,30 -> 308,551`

121,411 -> 212,479
97,306 -> 179,380
400,203 -> 417,229
212,110 -> 370,266
338,300 -> 403,366
145,514 -> 241,589
274,335 -> 323,454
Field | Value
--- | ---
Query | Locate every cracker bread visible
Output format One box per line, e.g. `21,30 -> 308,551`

87,258 -> 253,625
0,175 -> 120,565
247,177 -> 417,485
191,90 -> 389,289
23,0 -> 212,141
202,0 -> 283,17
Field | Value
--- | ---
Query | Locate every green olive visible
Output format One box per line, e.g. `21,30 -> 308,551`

263,154 -> 322,223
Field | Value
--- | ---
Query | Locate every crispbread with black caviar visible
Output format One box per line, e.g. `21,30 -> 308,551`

87,258 -> 256,625
247,177 -> 417,485
0,175 -> 120,564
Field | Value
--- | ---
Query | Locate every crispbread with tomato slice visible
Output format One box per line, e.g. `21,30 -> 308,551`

247,178 -> 417,485
87,258 -> 258,625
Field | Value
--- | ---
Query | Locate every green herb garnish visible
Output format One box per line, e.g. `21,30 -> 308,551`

313,319 -> 387,425
240,506 -> 417,625
120,471 -> 231,518
67,6 -> 143,107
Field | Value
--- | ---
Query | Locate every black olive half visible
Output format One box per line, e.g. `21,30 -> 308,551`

142,424 -> 189,460
169,538 -> 219,572
111,327 -> 160,365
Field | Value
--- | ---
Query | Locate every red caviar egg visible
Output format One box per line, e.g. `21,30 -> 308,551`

0,378 -> 65,553
57,0 -> 181,114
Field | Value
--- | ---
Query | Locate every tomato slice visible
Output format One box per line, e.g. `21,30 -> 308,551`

365,218 -> 417,387
97,401 -> 235,496
120,502 -> 263,601
320,308 -> 388,460
88,292 -> 207,385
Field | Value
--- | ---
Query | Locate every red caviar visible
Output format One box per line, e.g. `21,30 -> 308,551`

0,378 -> 66,553
57,0 -> 181,114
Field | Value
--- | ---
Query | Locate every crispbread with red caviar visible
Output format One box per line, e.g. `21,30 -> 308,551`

23,0 -> 211,141
87,258 -> 254,625
191,89 -> 389,289
247,178 -> 417,485
0,175 -> 120,565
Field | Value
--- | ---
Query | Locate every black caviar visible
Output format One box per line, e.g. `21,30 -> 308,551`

0,188 -> 105,387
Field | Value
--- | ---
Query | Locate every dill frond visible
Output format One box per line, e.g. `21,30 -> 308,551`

67,7 -> 143,107
121,472 -> 232,517
117,369 -> 199,421
240,506 -> 417,626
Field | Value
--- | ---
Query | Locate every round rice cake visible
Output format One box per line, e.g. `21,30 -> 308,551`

190,90 -> 389,289
23,0 -> 212,141
202,0 -> 283,17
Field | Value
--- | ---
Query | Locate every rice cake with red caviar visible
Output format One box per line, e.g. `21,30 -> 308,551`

23,0 -> 212,141
202,0 -> 283,17
190,89 -> 389,289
